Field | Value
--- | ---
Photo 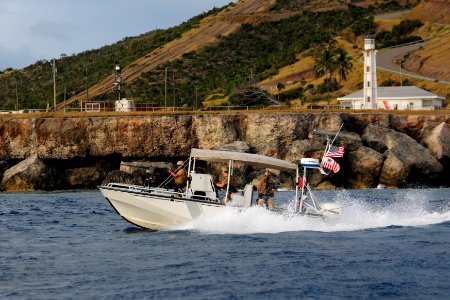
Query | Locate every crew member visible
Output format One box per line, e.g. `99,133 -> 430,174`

215,169 -> 236,204
257,171 -> 276,209
168,161 -> 187,192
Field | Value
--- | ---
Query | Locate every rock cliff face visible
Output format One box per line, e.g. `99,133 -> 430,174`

0,112 -> 449,191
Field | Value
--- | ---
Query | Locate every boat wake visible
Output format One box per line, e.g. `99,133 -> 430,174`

177,189 -> 450,234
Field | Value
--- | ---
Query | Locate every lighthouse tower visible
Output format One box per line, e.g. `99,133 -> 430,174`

363,35 -> 377,109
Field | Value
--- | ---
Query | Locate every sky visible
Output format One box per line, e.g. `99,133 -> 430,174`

0,0 -> 234,71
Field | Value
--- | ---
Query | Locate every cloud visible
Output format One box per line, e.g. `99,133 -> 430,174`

29,21 -> 76,42
0,0 -> 234,70
0,45 -> 35,71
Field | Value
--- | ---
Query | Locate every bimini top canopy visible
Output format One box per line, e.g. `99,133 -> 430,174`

190,148 -> 298,172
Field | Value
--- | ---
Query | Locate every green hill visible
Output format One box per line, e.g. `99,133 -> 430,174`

125,6 -> 374,106
2,0 -> 442,111
0,5 -> 227,110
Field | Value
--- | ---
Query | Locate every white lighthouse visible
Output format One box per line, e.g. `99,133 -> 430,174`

363,35 -> 377,109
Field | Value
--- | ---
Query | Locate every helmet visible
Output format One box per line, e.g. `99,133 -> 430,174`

177,161 -> 183,166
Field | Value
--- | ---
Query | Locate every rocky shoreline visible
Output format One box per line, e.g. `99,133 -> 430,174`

0,112 -> 449,191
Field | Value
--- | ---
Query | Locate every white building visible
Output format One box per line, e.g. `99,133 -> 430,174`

337,86 -> 444,110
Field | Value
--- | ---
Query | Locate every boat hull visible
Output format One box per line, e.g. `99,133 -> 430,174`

99,186 -> 224,230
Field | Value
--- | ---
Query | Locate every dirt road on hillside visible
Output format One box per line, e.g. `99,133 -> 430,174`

377,40 -> 450,84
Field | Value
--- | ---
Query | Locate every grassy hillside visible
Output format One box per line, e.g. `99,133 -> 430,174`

405,0 -> 450,24
1,0 -> 448,111
402,34 -> 450,82
0,5 -> 228,110
121,6 -> 373,106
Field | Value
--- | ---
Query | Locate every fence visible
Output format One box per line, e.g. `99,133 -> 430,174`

3,103 -> 448,115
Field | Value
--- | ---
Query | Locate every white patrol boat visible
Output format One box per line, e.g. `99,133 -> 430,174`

99,146 -> 343,230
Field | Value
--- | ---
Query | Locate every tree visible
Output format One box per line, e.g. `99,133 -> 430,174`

314,47 -> 337,92
335,48 -> 353,84
276,82 -> 285,91
230,86 -> 276,106
350,16 -> 376,36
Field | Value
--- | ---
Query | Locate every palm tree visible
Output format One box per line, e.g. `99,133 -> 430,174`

335,48 -> 353,84
314,47 -> 337,92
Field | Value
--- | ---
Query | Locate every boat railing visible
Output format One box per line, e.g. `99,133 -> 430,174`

106,183 -> 184,197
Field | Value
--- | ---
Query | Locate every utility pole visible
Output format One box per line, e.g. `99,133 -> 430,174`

85,66 -> 89,102
164,67 -> 168,107
400,60 -> 403,86
63,85 -> 67,113
15,81 -> 18,111
53,59 -> 57,111
195,86 -> 198,109
172,74 -> 175,107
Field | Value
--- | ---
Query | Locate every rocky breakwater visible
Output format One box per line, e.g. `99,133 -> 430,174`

0,112 -> 449,191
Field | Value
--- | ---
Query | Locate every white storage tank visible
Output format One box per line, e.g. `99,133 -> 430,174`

115,98 -> 136,112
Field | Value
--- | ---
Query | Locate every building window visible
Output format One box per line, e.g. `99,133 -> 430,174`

366,66 -> 370,72
367,96 -> 371,102
423,100 -> 432,107
367,81 -> 370,87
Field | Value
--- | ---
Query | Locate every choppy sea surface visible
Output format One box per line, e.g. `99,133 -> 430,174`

1,188 -> 449,299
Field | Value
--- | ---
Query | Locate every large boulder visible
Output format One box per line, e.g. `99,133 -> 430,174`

0,155 -> 59,191
244,114 -> 309,158
390,115 -> 426,140
347,146 -> 384,188
423,122 -> 450,160
309,129 -> 362,151
380,152 -> 410,186
64,167 -> 106,189
380,131 -> 443,186
391,114 -> 447,141
361,124 -> 391,153
285,139 -> 327,163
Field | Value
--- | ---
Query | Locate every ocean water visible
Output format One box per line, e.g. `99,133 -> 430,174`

0,188 -> 449,299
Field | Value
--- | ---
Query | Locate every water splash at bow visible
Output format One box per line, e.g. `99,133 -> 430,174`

177,189 -> 450,234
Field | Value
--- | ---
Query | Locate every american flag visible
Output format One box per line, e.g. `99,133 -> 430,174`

326,145 -> 345,158
322,157 -> 340,173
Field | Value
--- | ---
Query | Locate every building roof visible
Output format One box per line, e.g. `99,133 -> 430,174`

337,86 -> 444,101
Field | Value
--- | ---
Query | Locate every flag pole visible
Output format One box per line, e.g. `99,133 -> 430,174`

320,123 -> 344,175
322,136 -> 331,159
330,123 -> 344,148
322,123 -> 343,161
